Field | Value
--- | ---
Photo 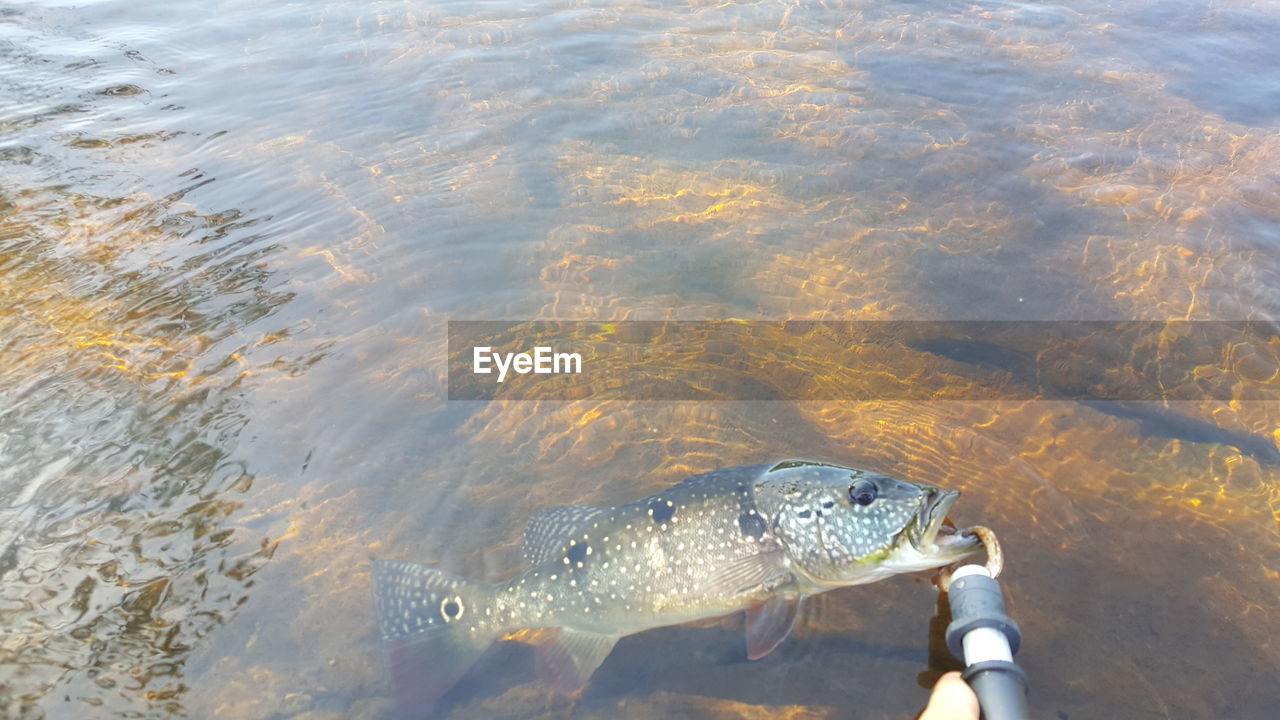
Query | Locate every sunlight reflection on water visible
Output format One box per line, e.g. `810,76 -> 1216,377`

1,0 -> 1278,718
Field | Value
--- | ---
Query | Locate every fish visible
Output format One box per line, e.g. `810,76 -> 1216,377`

372,460 -> 981,714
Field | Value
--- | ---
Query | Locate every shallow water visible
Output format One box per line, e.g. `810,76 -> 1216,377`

1,0 -> 1278,718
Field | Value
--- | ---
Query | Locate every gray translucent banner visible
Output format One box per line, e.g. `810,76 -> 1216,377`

447,320 -> 1280,402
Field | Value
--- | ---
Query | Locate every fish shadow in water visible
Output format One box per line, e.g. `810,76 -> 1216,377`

909,336 -> 1280,468
432,641 -> 539,711
427,622 -> 947,714
577,622 -> 947,711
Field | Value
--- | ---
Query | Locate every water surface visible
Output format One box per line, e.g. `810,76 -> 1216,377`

2,0 -> 1278,718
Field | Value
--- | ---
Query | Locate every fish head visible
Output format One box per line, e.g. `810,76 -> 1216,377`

753,461 -> 980,587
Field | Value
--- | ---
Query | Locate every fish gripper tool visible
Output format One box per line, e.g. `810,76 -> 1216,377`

943,529 -> 1029,720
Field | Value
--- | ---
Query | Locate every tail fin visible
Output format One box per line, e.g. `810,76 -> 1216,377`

373,561 -> 499,717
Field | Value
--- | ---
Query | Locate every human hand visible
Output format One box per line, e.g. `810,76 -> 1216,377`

918,671 -> 980,720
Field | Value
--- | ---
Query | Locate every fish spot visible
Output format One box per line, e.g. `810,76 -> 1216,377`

441,597 -> 464,621
648,499 -> 675,524
798,509 -> 812,519
566,542 -> 588,565
738,511 -> 767,539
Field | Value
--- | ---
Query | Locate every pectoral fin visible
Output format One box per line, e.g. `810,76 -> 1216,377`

535,627 -> 620,694
745,594 -> 803,660
701,549 -> 791,598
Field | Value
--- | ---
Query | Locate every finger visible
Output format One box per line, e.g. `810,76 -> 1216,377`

919,671 -> 980,720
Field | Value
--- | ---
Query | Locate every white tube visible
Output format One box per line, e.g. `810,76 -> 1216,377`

961,626 -> 1014,664
951,564 -> 1014,664
951,564 -> 991,581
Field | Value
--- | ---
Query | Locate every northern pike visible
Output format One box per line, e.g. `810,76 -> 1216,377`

373,460 -> 981,712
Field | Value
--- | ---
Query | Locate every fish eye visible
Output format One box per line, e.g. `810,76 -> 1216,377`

848,479 -> 877,506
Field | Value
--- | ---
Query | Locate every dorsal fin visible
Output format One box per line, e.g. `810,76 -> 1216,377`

522,505 -> 612,565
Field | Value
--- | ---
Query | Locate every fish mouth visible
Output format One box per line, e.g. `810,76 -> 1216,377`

911,489 -> 981,557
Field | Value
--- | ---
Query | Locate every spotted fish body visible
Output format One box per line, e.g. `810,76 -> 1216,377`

373,461 -> 980,712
